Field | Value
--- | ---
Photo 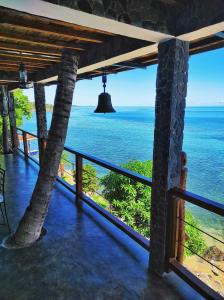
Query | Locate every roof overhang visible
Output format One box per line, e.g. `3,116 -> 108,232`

0,0 -> 222,88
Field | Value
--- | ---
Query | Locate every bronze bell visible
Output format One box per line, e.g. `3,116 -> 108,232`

94,74 -> 116,113
94,92 -> 116,113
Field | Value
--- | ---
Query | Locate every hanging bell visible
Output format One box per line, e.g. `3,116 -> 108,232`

94,92 -> 116,113
94,73 -> 116,113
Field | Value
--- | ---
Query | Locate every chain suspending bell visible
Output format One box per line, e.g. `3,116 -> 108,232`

94,74 -> 116,113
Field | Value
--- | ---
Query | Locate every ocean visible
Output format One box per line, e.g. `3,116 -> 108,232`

22,106 -> 224,233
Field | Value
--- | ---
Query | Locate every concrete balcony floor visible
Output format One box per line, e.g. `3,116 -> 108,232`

0,154 -> 203,300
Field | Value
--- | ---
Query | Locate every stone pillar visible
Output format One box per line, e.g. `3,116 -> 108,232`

149,39 -> 189,275
0,85 -> 11,154
34,83 -> 47,165
8,92 -> 19,150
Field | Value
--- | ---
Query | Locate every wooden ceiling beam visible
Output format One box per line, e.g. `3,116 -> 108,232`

0,61 -> 50,67
0,33 -> 85,51
0,52 -> 60,62
0,23 -> 103,44
0,8 -> 110,43
0,68 -> 38,73
0,56 -> 58,65
34,36 -> 149,82
0,41 -> 62,56
189,39 -> 224,55
0,64 -> 44,68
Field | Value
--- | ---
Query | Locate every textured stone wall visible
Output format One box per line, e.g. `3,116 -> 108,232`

43,0 -> 176,34
176,0 -> 224,35
149,38 -> 189,275
43,0 -> 224,36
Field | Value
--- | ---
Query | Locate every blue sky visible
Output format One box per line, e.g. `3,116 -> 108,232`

24,48 -> 224,106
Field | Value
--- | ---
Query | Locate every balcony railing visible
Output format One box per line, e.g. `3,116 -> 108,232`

17,127 -> 152,250
16,127 -> 224,300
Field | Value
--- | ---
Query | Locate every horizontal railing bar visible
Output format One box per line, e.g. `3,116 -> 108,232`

18,127 -> 224,217
82,193 -> 150,251
64,146 -> 152,187
172,188 -> 224,217
56,176 -> 76,194
17,127 -> 152,187
82,168 -> 104,181
16,142 -> 150,251
169,259 -> 223,300
17,127 -> 38,138
179,217 -> 224,245
178,241 -> 224,274
17,148 -> 39,165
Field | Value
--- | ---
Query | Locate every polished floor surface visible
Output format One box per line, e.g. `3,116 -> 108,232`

0,154 -> 203,300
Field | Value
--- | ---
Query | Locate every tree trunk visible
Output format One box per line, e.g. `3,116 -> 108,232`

8,92 -> 19,150
4,49 -> 79,248
34,83 -> 47,166
0,85 -> 11,154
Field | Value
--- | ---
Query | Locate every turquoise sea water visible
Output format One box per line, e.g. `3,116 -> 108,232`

22,106 -> 224,231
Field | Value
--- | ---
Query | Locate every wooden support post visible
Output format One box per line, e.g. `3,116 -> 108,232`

0,85 -> 11,154
34,83 -> 47,166
22,132 -> 28,158
177,152 -> 188,263
167,152 -> 188,267
149,39 -> 189,275
76,154 -> 83,207
8,92 -> 19,150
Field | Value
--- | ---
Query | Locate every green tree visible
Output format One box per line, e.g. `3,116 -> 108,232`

59,151 -> 71,178
101,160 -> 152,237
185,211 -> 207,257
101,159 -> 207,256
0,89 -> 32,152
13,89 -> 32,126
73,163 -> 99,195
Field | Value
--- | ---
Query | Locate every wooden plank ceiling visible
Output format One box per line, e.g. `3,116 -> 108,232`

0,6 -> 223,86
0,6 -> 116,81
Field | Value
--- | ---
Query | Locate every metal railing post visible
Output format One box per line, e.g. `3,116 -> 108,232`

22,131 -> 29,158
76,154 -> 83,207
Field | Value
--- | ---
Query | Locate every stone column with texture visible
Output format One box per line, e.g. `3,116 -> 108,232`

0,85 -> 11,154
149,38 -> 189,275
8,92 -> 19,150
34,83 -> 47,165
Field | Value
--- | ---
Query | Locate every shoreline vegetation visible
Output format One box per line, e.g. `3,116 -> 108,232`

2,90 -> 222,294
57,156 -> 224,296
25,99 -> 224,296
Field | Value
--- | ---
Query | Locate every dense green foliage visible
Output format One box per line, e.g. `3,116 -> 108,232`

185,210 -> 207,257
101,159 -> 207,256
73,163 -> 99,195
101,160 -> 152,237
60,151 -> 70,165
13,89 -> 32,126
0,89 -> 32,151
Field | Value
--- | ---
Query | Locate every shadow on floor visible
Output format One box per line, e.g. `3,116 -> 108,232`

0,154 -> 203,300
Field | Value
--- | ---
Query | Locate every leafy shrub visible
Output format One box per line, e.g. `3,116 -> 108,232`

185,210 -> 207,257
101,160 -> 152,237
73,163 -> 99,195
101,159 -> 207,256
